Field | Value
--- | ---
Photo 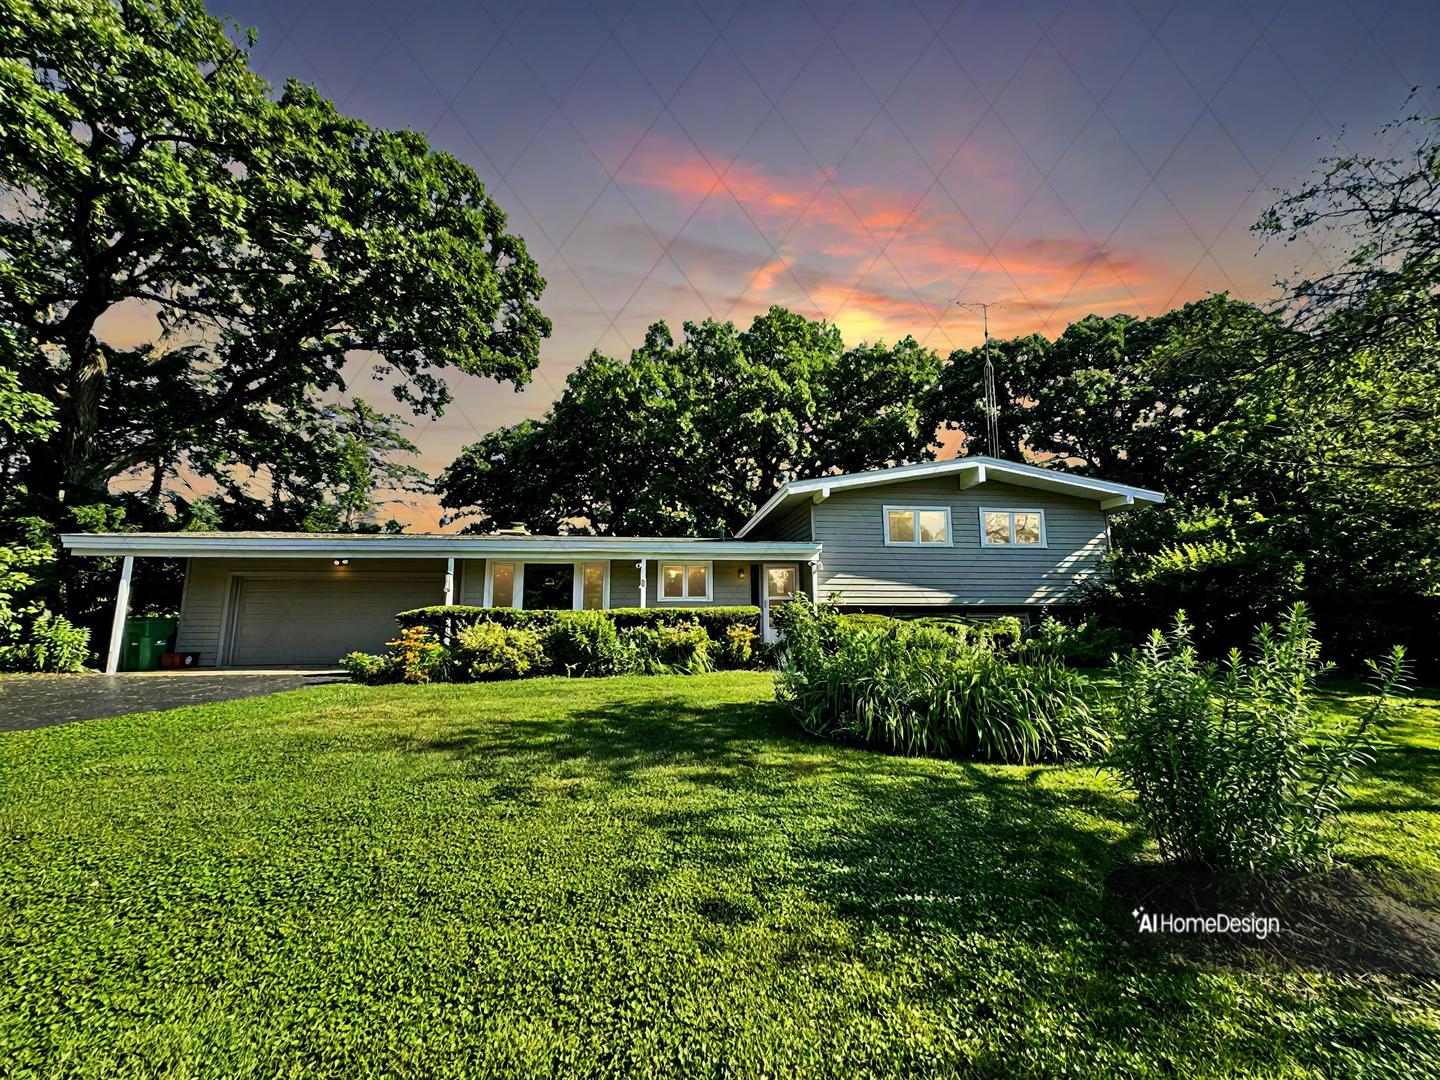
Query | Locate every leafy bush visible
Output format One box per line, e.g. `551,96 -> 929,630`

395,606 -> 555,635
545,611 -> 624,677
395,604 -> 761,646
620,622 -> 713,675
339,651 -> 397,685
775,600 -> 1103,764
385,626 -> 449,684
1108,604 -> 1409,872
0,610 -> 91,673
1025,613 -> 1128,667
453,620 -> 545,681
721,623 -> 759,668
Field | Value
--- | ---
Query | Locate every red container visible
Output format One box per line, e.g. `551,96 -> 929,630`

159,652 -> 200,669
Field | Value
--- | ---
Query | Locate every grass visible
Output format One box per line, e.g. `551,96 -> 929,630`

0,672 -> 1436,1078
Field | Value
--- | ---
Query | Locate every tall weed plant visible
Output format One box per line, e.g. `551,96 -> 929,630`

1109,603 -> 1409,872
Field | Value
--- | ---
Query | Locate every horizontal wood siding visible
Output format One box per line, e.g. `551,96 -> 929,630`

765,502 -> 813,542
813,479 -> 1108,607
176,558 -> 446,666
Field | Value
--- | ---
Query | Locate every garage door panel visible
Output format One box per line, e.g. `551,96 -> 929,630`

229,576 -> 441,666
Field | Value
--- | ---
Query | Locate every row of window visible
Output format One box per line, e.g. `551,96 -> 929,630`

485,560 -> 712,610
884,506 -> 1047,547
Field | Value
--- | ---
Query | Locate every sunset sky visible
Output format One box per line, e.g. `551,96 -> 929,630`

177,0 -> 1437,526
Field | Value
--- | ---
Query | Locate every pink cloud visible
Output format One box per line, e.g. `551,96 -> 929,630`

617,135 -> 1181,342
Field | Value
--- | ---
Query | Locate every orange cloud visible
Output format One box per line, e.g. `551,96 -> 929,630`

618,135 -> 1179,345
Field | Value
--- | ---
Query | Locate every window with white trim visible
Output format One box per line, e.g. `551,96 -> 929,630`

580,562 -> 606,610
980,508 -> 1046,547
883,505 -> 952,546
488,562 -> 518,607
659,562 -> 711,601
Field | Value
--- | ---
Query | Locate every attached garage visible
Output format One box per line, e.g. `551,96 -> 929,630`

224,574 -> 443,667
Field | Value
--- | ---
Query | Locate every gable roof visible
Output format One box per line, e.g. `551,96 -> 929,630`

734,456 -> 1165,538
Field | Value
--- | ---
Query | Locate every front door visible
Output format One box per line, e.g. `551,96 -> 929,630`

762,563 -> 799,643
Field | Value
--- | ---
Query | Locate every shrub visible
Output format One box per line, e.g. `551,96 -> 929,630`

453,620 -> 545,681
386,626 -> 449,684
1025,613 -> 1128,667
620,622 -> 713,675
395,606 -> 555,636
776,601 -> 1103,764
339,651 -> 397,685
0,610 -> 91,673
545,610 -> 624,677
721,623 -> 759,668
395,604 -> 761,647
1108,604 -> 1409,873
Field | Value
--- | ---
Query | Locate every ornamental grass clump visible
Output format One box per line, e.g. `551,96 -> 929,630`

774,600 -> 1103,764
1109,604 -> 1409,872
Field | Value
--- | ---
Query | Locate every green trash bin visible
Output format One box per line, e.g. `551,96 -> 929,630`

121,616 -> 178,672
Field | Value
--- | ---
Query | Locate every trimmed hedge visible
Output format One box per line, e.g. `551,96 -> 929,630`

395,604 -> 761,643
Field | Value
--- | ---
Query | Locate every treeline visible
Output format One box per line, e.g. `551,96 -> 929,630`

440,99 -> 1440,673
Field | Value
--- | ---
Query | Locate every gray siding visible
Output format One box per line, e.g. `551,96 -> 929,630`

763,501 -> 813,542
176,557 -> 446,666
812,478 -> 1109,607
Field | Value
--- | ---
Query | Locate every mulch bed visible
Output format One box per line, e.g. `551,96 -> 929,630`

1106,863 -> 1440,978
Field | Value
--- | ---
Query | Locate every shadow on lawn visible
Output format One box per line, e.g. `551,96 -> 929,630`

392,684 -> 1438,1059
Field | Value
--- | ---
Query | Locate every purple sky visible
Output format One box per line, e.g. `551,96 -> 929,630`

145,1 -> 1439,526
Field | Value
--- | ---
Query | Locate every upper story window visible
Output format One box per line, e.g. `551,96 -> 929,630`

980,508 -> 1046,548
884,506 -> 951,546
660,562 -> 711,601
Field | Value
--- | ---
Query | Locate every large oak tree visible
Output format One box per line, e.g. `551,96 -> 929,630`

0,0 -> 549,519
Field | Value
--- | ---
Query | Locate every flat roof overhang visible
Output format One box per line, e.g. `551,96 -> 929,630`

59,532 -> 823,562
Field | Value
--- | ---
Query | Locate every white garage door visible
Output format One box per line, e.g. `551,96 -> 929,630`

227,576 -> 442,667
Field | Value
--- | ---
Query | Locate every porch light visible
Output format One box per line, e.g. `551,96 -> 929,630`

737,566 -> 746,579
333,558 -> 350,566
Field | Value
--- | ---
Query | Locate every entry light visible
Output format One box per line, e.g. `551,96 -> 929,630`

333,558 -> 350,566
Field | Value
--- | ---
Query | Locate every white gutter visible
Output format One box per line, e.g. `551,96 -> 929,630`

60,533 -> 822,561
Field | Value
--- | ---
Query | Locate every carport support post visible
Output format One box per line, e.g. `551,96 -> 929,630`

444,557 -> 455,606
104,555 -> 134,675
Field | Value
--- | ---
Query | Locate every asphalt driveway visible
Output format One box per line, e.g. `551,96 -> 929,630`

0,671 -> 347,732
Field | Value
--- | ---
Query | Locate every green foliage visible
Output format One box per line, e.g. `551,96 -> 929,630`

1,0 -> 547,532
1025,613 -> 1128,668
775,600 -> 1103,763
619,622 -> 713,676
721,623 -> 759,668
1096,508 -> 1307,658
544,611 -> 624,677
439,309 -> 942,535
385,627 -> 448,685
0,609 -> 90,672
1109,605 -> 1411,872
395,605 -> 761,645
338,651 -> 397,685
453,620 -> 545,681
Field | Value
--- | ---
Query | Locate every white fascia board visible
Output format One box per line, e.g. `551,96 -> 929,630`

58,533 -> 820,561
735,456 -> 1163,535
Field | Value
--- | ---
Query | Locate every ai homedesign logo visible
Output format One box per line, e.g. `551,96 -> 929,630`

1132,906 -> 1281,941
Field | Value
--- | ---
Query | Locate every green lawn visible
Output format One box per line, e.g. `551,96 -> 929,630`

1,673 -> 1436,1078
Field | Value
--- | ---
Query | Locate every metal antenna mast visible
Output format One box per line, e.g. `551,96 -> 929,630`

954,301 -> 1004,459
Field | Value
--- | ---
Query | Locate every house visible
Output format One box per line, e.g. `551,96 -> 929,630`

62,456 -> 1163,672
